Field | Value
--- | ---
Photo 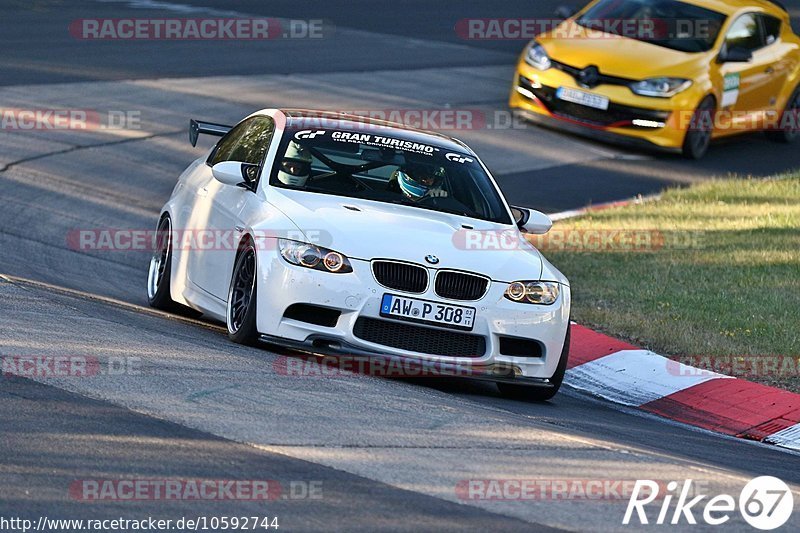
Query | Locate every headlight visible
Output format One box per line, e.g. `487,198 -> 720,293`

504,281 -> 560,305
525,43 -> 552,71
629,78 -> 692,98
278,239 -> 353,273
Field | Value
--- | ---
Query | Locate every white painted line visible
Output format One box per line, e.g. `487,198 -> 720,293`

765,423 -> 800,451
549,208 -> 586,221
565,349 -> 731,407
97,0 -> 254,17
548,194 -> 661,221
0,274 -> 222,332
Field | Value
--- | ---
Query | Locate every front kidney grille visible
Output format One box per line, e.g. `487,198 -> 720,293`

353,317 -> 486,358
372,261 -> 428,293
435,271 -> 489,301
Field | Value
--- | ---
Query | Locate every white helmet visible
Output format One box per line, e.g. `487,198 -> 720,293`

278,141 -> 312,186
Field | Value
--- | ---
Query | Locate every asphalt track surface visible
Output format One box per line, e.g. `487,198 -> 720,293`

1,1 -> 800,531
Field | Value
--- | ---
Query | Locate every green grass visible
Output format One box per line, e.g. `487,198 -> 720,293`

541,175 -> 800,391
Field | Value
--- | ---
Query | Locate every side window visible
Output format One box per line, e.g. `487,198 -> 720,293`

207,116 -> 275,167
761,15 -> 782,46
725,13 -> 764,52
208,120 -> 249,166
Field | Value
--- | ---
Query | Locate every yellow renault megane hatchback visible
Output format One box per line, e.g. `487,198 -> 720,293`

510,0 -> 800,158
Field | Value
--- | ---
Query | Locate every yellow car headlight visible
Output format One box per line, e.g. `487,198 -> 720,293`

630,77 -> 692,98
525,42 -> 552,71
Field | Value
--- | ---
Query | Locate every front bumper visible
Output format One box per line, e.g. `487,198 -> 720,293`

255,245 -> 571,380
258,334 -> 558,388
510,62 -> 698,151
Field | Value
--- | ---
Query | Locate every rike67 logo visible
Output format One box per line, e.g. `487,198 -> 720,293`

624,477 -> 794,529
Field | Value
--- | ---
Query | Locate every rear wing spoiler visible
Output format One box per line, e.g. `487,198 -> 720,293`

189,119 -> 232,147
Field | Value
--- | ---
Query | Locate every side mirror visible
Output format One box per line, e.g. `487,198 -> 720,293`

511,206 -> 553,234
718,46 -> 753,63
211,161 -> 258,188
555,5 -> 578,19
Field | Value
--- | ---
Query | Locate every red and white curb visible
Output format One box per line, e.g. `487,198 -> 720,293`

566,324 -> 800,452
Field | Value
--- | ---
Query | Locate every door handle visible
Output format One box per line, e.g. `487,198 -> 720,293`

235,225 -> 245,233
765,67 -> 775,75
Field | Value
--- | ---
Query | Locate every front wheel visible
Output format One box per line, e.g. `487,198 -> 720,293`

497,324 -> 571,402
147,216 -> 176,310
766,86 -> 800,143
227,241 -> 260,346
682,96 -> 716,160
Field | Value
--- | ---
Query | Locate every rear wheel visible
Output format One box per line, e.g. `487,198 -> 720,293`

147,216 -> 176,310
682,96 -> 716,160
497,324 -> 571,402
227,241 -> 260,345
766,86 -> 800,143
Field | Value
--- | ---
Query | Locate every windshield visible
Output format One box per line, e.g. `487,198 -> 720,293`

269,127 -> 513,224
576,0 -> 726,53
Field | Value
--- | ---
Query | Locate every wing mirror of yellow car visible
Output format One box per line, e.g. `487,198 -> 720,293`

512,206 -> 553,234
718,46 -> 754,64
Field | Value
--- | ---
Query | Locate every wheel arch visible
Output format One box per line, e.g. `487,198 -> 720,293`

155,208 -> 191,308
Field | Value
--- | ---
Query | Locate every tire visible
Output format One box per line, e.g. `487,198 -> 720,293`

766,86 -> 800,143
497,323 -> 571,402
227,240 -> 260,346
147,215 -> 177,310
682,96 -> 716,160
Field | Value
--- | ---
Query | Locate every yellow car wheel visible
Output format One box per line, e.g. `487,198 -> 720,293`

766,86 -> 800,144
682,96 -> 716,160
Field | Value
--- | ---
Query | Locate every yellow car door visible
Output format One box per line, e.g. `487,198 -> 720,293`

759,13 -> 795,112
717,13 -> 777,131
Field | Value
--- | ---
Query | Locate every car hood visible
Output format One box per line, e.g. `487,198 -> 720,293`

267,188 -> 543,281
539,20 -> 709,79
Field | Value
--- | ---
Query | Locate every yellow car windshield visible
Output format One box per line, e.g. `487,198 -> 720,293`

576,0 -> 727,53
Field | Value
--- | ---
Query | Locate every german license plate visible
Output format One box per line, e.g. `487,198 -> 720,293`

380,294 -> 475,331
556,87 -> 610,110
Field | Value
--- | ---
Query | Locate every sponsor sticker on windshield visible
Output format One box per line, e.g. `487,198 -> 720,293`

329,131 -> 438,155
445,153 -> 474,164
294,129 -> 326,139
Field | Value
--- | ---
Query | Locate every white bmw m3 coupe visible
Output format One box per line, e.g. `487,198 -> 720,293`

148,109 -> 571,400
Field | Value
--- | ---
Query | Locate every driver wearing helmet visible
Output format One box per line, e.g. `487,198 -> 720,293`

277,141 -> 313,187
389,163 -> 447,201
